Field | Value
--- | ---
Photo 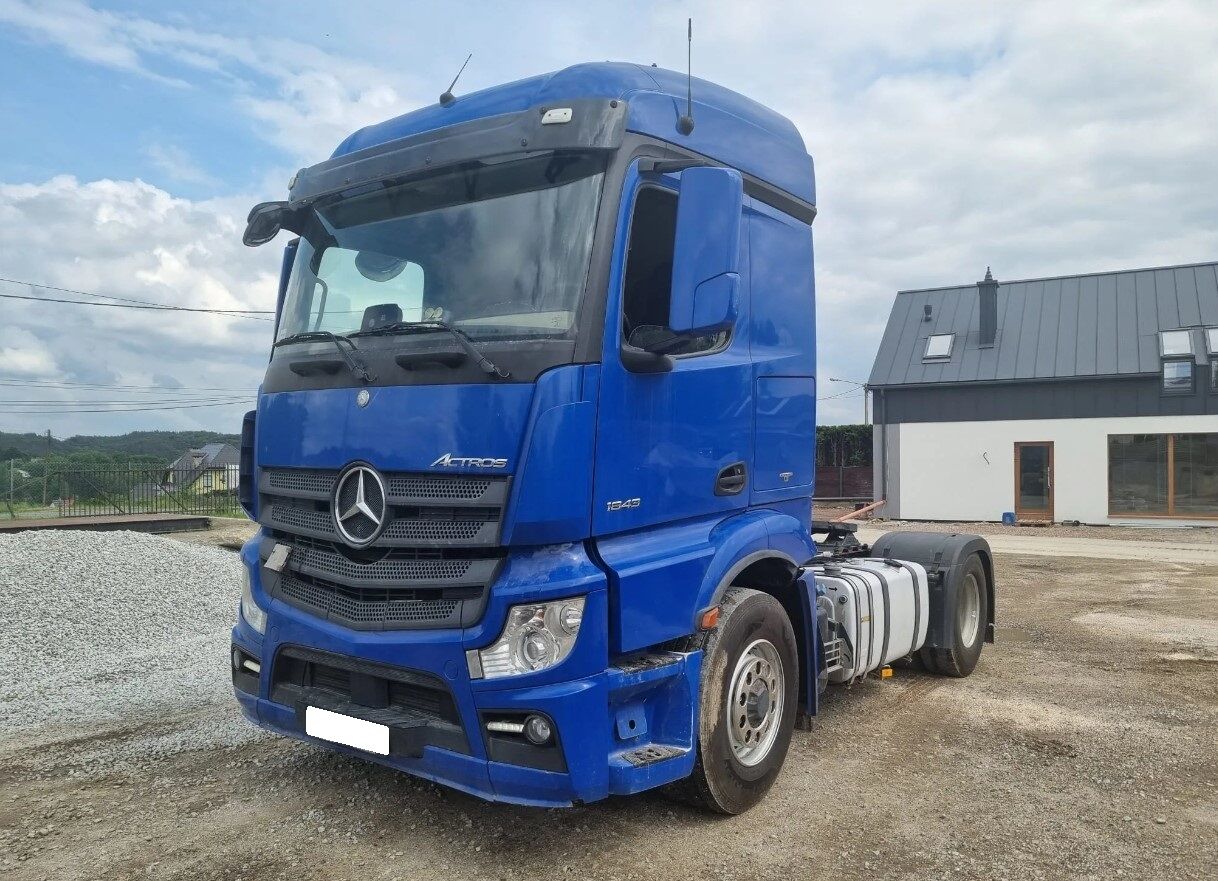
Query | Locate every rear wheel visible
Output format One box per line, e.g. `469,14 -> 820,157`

670,588 -> 799,814
920,553 -> 988,677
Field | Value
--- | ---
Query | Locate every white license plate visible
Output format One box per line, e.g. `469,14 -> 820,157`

304,706 -> 389,755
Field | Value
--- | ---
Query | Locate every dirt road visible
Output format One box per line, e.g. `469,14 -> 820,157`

2,530 -> 1215,880
858,526 -> 1218,564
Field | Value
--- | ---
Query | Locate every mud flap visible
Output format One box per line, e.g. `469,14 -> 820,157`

794,571 -> 822,726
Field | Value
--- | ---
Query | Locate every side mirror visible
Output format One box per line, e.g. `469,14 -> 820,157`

243,201 -> 289,247
668,167 -> 744,335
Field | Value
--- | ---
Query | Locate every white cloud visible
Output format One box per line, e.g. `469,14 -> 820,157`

141,143 -> 217,187
1,0 -> 1217,433
0,0 -> 157,78
0,175 -> 277,434
0,0 -> 424,165
0,327 -> 58,376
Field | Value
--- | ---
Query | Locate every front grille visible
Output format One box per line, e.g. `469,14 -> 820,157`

257,466 -> 508,630
279,574 -> 461,625
387,475 -> 492,500
266,468 -> 331,495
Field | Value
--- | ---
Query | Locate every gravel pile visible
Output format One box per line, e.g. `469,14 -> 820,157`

0,529 -> 254,751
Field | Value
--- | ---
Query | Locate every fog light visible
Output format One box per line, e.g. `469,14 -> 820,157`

232,648 -> 242,671
523,714 -> 553,745
486,719 -> 525,735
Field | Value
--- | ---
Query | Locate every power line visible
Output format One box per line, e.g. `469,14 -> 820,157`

0,276 -> 210,310
1,396 -> 253,406
0,379 -> 255,392
0,275 -> 274,313
817,389 -> 862,401
0,290 -> 274,319
2,399 -> 252,415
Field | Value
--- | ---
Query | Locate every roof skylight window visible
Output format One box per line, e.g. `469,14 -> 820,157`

1159,330 -> 1193,357
923,333 -> 954,360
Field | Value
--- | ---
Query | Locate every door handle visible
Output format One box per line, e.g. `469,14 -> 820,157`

715,462 -> 748,496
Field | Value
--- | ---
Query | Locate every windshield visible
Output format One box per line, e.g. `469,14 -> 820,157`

277,153 -> 605,342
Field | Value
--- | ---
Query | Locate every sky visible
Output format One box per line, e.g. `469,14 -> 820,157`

0,0 -> 1216,437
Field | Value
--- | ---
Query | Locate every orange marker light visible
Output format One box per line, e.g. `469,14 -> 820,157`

698,606 -> 720,630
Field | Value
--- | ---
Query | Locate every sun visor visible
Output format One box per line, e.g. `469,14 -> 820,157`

288,98 -> 627,205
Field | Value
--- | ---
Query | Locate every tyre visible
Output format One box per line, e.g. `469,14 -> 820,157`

920,553 -> 988,677
670,587 -> 799,814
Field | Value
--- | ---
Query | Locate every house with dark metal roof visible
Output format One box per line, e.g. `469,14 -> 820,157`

868,262 -> 1218,524
165,443 -> 240,493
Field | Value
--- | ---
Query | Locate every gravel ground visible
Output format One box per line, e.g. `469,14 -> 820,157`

170,517 -> 258,552
1,528 -> 1216,880
0,529 -> 261,754
816,502 -> 1218,543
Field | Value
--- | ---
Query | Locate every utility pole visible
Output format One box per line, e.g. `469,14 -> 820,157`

42,428 -> 51,506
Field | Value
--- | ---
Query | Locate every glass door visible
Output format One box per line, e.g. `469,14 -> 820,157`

1014,442 -> 1054,520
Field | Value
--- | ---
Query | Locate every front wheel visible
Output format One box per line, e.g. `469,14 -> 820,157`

670,588 -> 799,814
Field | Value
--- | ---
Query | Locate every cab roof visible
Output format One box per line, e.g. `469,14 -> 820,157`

331,61 -> 815,207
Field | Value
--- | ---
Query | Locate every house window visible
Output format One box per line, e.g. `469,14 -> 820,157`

202,472 -> 214,489
923,333 -> 954,360
1204,327 -> 1218,354
1109,434 -> 1168,514
1162,360 -> 1193,394
1109,433 -> 1218,517
1159,329 -> 1193,357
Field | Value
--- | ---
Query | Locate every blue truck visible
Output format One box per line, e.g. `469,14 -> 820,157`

231,62 -> 994,813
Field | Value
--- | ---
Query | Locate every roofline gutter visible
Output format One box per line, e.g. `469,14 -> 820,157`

895,260 -> 1218,296
868,371 -> 1164,393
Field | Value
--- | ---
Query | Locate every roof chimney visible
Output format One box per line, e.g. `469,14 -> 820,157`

978,266 -> 998,346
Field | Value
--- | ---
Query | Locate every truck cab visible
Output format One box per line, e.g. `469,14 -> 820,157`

231,62 -> 993,813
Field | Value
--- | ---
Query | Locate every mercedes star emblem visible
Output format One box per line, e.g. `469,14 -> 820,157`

356,389 -> 371,408
332,464 -> 387,547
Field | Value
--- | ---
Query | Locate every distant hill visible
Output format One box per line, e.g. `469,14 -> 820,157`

0,430 -> 241,463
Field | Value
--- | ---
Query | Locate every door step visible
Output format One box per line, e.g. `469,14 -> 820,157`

618,744 -> 687,767
611,651 -> 683,676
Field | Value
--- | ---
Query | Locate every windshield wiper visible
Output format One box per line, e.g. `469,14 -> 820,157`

273,331 -> 376,384
349,321 -> 511,379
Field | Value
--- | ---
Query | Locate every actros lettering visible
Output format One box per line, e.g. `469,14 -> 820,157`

430,453 -> 508,469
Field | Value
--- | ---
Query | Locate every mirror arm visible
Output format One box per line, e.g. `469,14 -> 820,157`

620,344 -> 674,374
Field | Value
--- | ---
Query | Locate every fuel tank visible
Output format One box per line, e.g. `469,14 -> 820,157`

809,559 -> 929,683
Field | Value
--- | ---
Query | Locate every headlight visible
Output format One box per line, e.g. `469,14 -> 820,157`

239,566 -> 267,635
472,597 -> 584,679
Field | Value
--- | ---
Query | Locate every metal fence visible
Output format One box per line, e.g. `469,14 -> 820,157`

2,462 -> 242,520
813,464 -> 874,501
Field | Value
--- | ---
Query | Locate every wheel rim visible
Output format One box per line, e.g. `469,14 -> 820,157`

726,638 -> 784,767
958,572 -> 981,647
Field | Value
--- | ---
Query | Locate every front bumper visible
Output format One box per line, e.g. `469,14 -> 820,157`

231,537 -> 698,807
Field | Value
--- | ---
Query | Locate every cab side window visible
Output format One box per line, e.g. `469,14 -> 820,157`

621,186 -> 727,356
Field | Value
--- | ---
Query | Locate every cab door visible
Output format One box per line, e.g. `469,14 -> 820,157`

591,163 -> 752,536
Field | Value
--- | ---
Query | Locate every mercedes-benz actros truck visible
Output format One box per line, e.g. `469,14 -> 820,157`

231,61 -> 995,814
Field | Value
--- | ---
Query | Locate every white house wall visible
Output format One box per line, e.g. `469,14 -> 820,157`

880,414 -> 1218,525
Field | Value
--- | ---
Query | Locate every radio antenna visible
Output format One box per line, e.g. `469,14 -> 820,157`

676,19 -> 695,135
440,53 -> 472,107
